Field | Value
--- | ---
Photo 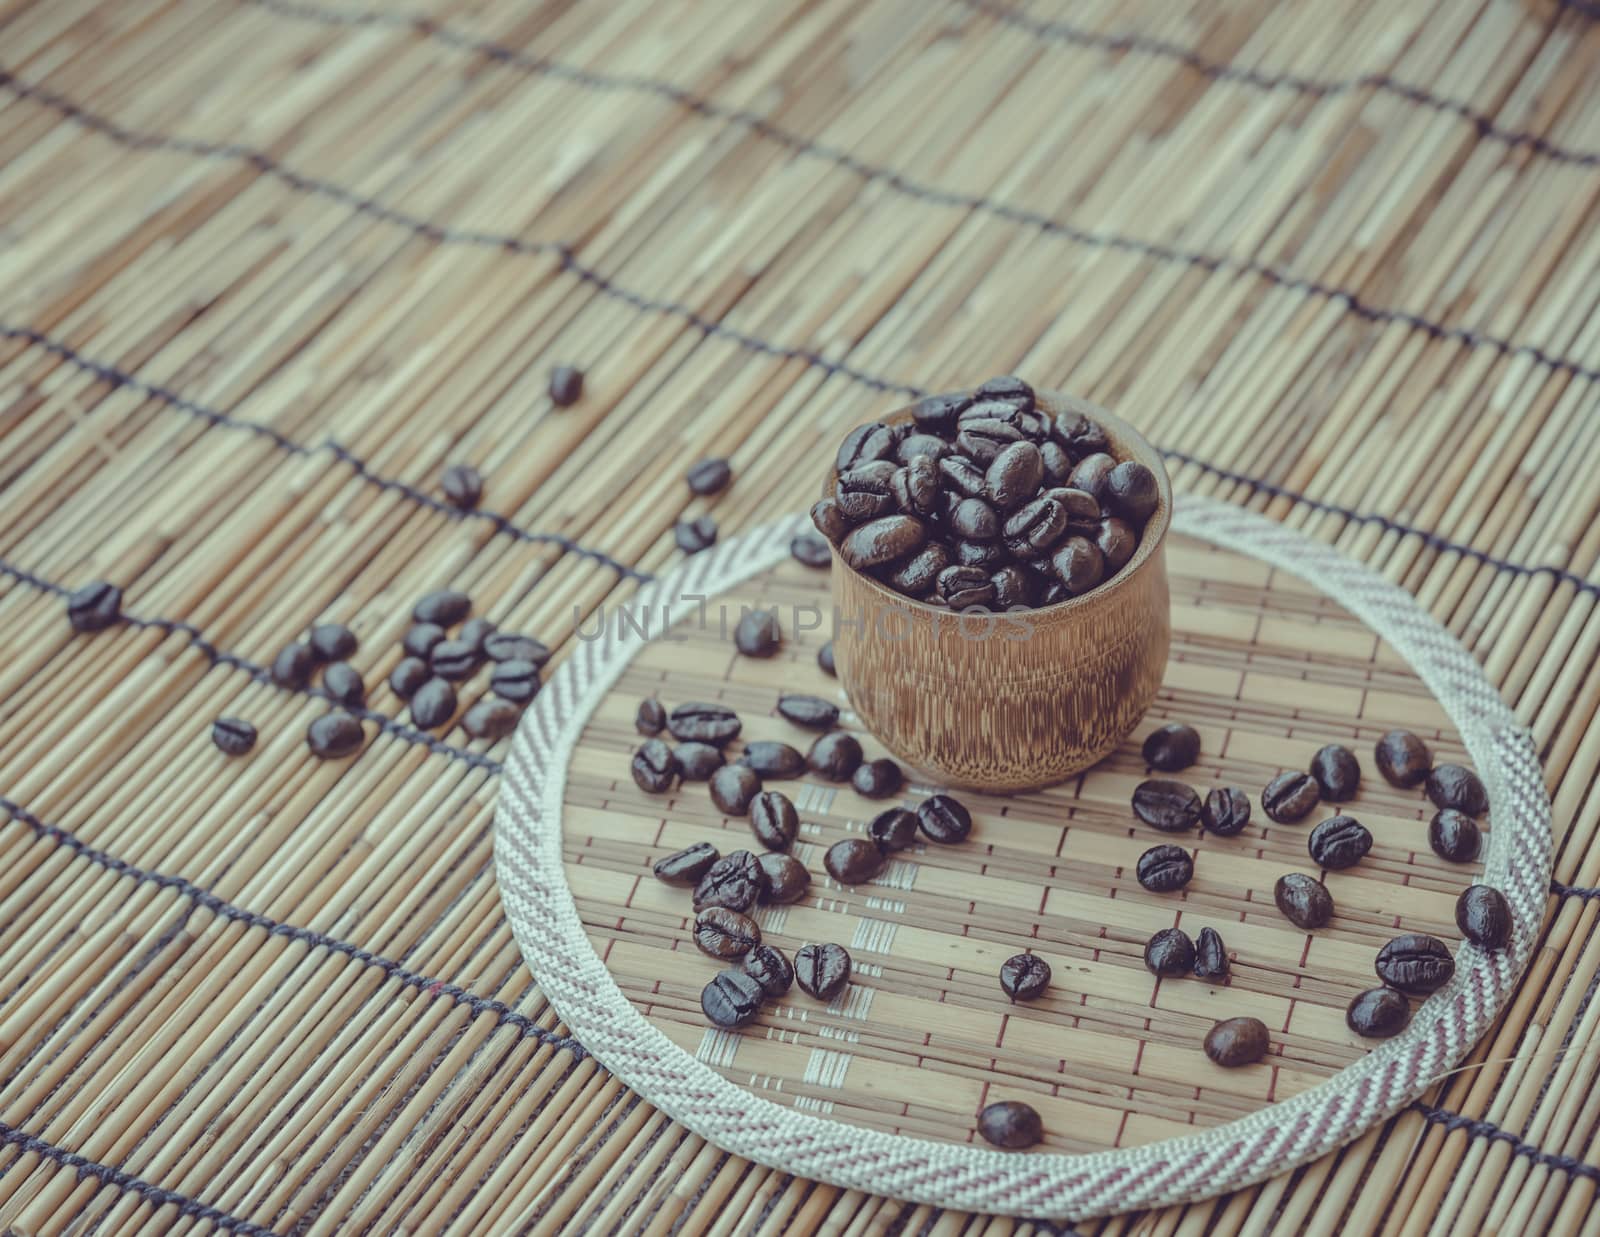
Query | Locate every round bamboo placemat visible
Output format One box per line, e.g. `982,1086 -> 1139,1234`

495,497 -> 1550,1219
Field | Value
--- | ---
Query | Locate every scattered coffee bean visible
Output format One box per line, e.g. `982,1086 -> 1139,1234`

1136,844 -> 1194,893
1262,772 -> 1320,823
411,678 -> 458,730
742,945 -> 794,997
867,807 -> 919,852
693,906 -> 761,959
413,590 -> 471,626
675,515 -> 718,555
851,758 -> 903,799
272,642 -> 317,689
211,716 -> 257,756
794,942 -> 852,1001
1428,808 -> 1481,863
1200,787 -> 1251,836
403,623 -> 446,659
977,1100 -> 1042,1150
1144,928 -> 1196,977
309,622 -> 357,662
807,732 -> 863,781
777,698 -> 839,736
1204,1017 -> 1269,1067
307,710 -> 364,758
486,632 -> 550,665
1456,884 -> 1511,950
734,610 -> 781,657
675,742 -> 725,780
1132,780 -> 1202,832
999,953 -> 1051,1002
635,697 -> 666,736
1307,815 -> 1372,870
1309,744 -> 1361,801
748,791 -> 799,850
825,837 -> 886,885
631,738 -> 677,793
322,661 -> 365,707
654,841 -> 718,885
917,794 -> 973,844
1375,934 -> 1455,994
701,969 -> 764,1028
1426,764 -> 1488,817
430,639 -> 481,680
686,457 -> 732,495
66,581 -> 122,632
669,702 -> 742,745
817,641 -> 836,676
710,763 -> 762,816
457,617 -> 496,650
1375,729 -> 1432,788
757,852 -> 811,904
463,699 -> 520,740
489,659 -> 540,704
694,850 -> 767,913
738,741 -> 804,779
1193,927 -> 1229,981
440,463 -> 483,509
791,532 -> 832,568
1346,986 -> 1410,1039
548,365 -> 583,406
1142,723 -> 1200,772
1274,873 -> 1334,929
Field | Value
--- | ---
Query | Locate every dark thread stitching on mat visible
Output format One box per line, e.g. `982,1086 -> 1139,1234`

1550,878 -> 1600,899
1412,1101 -> 1600,1183
7,69 -> 1600,396
1558,0 -> 1600,20
0,797 -> 587,1057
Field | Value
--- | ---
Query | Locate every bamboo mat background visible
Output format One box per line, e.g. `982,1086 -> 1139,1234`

2,0 -> 1600,1231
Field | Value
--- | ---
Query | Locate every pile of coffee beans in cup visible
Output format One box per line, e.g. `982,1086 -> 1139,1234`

810,378 -> 1160,608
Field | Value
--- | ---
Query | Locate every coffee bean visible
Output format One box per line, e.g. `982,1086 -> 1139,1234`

675,742 -> 725,780
1053,412 -> 1109,460
1142,723 -> 1200,772
701,969 -> 764,1028
1193,926 -> 1229,981
686,457 -> 732,495
825,837 -> 885,885
1132,780 -> 1202,832
309,622 -> 357,662
1274,873 -> 1334,929
693,906 -> 761,959
810,498 -> 852,546
748,790 -> 798,850
790,532 -> 832,568
693,850 -> 767,912
1204,1017 -> 1269,1067
548,365 -> 583,406
1375,729 -> 1432,788
1105,460 -> 1158,523
1050,536 -> 1104,596
936,564 -> 996,609
440,463 -> 483,509
1096,517 -> 1138,574
404,624 -> 446,659
413,590 -> 471,626
757,852 -> 811,904
675,515 -> 718,555
1262,772 -> 1320,823
990,564 -> 1036,610
411,678 -> 458,730
1200,787 -> 1251,836
1456,884 -> 1511,950
1375,934 -> 1455,994
948,497 -> 999,542
669,702 -> 742,745
322,661 -> 365,707
654,841 -> 718,885
734,610 -> 782,657
1346,986 -> 1410,1038
794,942 -> 851,1000
211,716 -> 257,756
817,641 -> 836,677
841,515 -> 926,570
67,581 -> 122,632
710,763 -> 763,816
917,794 -> 972,844
983,441 -> 1044,512
1136,844 -> 1194,892
307,710 -> 364,758
1144,928 -> 1196,976
457,617 -> 496,651
740,741 -> 805,779
889,544 -> 949,597
463,699 -> 520,740
867,807 -> 919,852
1307,815 -> 1372,870
272,642 -> 317,689
778,694 -> 839,730
948,538 -> 1007,571
806,732 -> 863,781
897,433 -> 953,465
851,758 -> 903,799
1002,495 -> 1068,557
836,462 -> 898,521
1426,764 -> 1488,816
977,1100 -> 1042,1150
892,456 -> 941,517
1428,808 -> 1481,863
999,953 -> 1051,1002
976,375 -> 1035,408
631,738 -> 677,793
636,698 -> 666,735
956,418 -> 1025,464
742,945 -> 794,998
938,454 -> 988,499
911,392 -> 971,436
1310,744 -> 1361,801
1040,440 -> 1073,485
430,639 -> 481,680
836,421 -> 898,472
1069,452 -> 1115,503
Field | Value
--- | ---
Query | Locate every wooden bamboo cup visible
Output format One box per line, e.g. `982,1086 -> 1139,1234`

826,392 -> 1172,791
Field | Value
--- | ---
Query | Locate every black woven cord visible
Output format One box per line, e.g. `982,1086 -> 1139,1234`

1550,878 -> 1600,900
1412,1101 -> 1600,1183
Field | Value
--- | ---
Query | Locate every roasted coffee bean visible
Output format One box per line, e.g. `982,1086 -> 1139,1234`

1069,452 -> 1116,502
950,538 -> 1008,571
272,642 -> 317,689
1053,411 -> 1109,460
211,717 -> 257,756
1132,780 -> 1202,832
710,763 -> 763,816
748,790 -> 799,850
976,374 -> 1035,408
440,463 -> 483,509
910,391 -> 972,436
999,953 -> 1051,1002
1142,723 -> 1200,772
985,441 -> 1044,512
1204,1017 -> 1269,1067
990,564 -> 1036,610
938,454 -> 988,499
810,498 -> 851,545
404,623 -> 446,659
936,564 -> 996,609
1428,808 -> 1481,863
635,697 -> 666,736
896,432 -> 952,464
457,617 -> 496,651
686,457 -> 732,495
740,741 -> 805,778
949,497 -> 1001,542
1456,884 -> 1512,950
307,710 -> 364,759
1274,873 -> 1334,929
734,610 -> 782,657
1262,771 -> 1320,823
1144,928 -> 1196,977
1426,764 -> 1488,816
1375,729 -> 1432,788
977,1100 -> 1042,1150
867,807 -> 919,852
675,742 -> 726,780
322,661 -> 365,707
309,622 -> 357,662
917,794 -> 973,844
1136,844 -> 1194,893
1346,986 -> 1410,1039
807,732 -> 863,781
693,850 -> 767,913
742,945 -> 794,997
675,515 -> 718,555
1040,581 -> 1069,606
955,418 -> 1025,464
891,457 -> 941,517
1375,934 -> 1455,994
824,837 -> 885,885
413,590 -> 471,626
701,969 -> 764,1028
851,758 -> 903,799
67,581 -> 122,632
411,678 -> 458,730
889,544 -> 949,597
464,700 -> 520,740
693,906 -> 761,959
1048,486 -> 1103,530
777,694 -> 838,730
1050,536 -> 1104,596
1200,787 -> 1251,836
835,421 -> 898,471
758,852 -> 811,904
1096,517 -> 1138,574
794,942 -> 851,1000
630,738 -> 677,793
654,841 -> 718,885
669,702 -> 742,745
548,364 -> 584,406
430,639 -> 481,680
1104,460 -> 1159,522
1002,495 -> 1068,556
818,641 -> 836,676
836,462 -> 898,521
790,532 -> 832,568
1310,744 -> 1361,801
841,515 -> 926,570
1193,926 -> 1229,981
1308,815 -> 1372,870
1039,439 -> 1073,485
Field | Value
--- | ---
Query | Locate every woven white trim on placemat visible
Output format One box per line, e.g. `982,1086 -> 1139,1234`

492,495 -> 1550,1220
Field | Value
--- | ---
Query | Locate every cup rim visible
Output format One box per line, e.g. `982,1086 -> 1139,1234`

822,388 -> 1173,620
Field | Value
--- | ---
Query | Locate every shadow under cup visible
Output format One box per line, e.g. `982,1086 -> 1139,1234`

827,393 -> 1172,793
